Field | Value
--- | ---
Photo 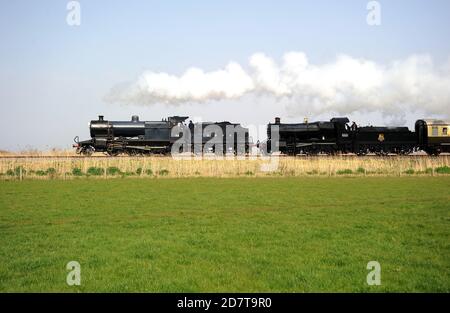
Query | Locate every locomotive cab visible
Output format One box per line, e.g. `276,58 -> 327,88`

331,117 -> 352,153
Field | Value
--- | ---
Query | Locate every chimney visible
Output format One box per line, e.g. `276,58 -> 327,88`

131,115 -> 139,122
275,117 -> 281,124
98,115 -> 104,121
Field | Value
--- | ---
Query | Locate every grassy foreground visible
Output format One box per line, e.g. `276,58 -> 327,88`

0,177 -> 449,292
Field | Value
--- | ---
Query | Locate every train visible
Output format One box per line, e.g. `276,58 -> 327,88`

74,115 -> 450,156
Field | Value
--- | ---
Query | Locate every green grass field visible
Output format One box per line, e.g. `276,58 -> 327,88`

0,177 -> 449,292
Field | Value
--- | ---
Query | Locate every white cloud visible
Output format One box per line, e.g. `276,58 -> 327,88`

107,52 -> 450,118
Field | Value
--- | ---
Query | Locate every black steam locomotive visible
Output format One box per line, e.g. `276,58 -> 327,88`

265,117 -> 450,155
74,115 -> 449,156
74,115 -> 249,156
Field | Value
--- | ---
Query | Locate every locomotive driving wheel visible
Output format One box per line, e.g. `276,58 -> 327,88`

107,146 -> 119,156
356,148 -> 368,156
127,149 -> 138,156
399,149 -> 413,155
81,146 -> 95,156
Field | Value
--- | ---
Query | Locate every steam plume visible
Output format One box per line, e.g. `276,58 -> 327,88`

107,52 -> 450,117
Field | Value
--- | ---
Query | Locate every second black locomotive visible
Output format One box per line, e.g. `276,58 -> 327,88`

265,117 -> 449,155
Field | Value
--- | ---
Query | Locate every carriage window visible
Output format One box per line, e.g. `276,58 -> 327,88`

432,126 -> 438,136
443,127 -> 448,135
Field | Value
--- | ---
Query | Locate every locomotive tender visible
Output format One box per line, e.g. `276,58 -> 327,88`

74,115 -> 450,156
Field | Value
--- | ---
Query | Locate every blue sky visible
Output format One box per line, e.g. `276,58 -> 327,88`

1,0 -> 450,150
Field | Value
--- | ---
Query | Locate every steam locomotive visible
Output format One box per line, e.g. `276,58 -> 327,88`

74,115 -> 450,156
265,117 -> 450,155
74,115 -> 249,156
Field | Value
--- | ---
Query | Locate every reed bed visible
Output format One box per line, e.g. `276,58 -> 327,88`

0,149 -> 77,157
0,155 -> 449,180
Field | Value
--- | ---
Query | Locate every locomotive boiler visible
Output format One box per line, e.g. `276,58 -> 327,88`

265,117 -> 352,155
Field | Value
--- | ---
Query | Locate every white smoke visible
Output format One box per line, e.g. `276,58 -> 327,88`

107,52 -> 450,117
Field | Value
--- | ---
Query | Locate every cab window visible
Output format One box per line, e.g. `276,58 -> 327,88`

443,127 -> 448,136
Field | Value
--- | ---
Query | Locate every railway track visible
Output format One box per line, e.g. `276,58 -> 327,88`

0,154 -> 448,159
